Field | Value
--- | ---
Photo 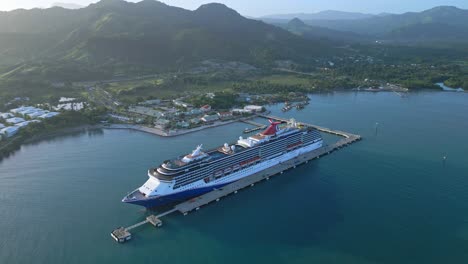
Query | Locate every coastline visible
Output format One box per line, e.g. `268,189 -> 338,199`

105,118 -> 243,137
0,117 -> 256,160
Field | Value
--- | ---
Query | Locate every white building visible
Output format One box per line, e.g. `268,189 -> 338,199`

6,117 -> 26,124
38,112 -> 60,119
10,106 -> 37,114
0,126 -> 19,137
54,102 -> 85,111
244,105 -> 263,112
201,114 -> 219,123
200,105 -> 212,112
108,114 -> 131,122
18,109 -> 40,116
232,108 -> 252,114
0,113 -> 14,119
59,97 -> 76,102
27,111 -> 49,118
15,121 -> 31,128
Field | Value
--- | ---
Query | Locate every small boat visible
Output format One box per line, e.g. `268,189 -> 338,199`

282,105 -> 292,112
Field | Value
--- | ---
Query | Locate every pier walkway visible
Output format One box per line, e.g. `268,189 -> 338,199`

111,116 -> 361,243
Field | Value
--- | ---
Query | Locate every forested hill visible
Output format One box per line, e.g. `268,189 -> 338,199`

0,0 -> 335,80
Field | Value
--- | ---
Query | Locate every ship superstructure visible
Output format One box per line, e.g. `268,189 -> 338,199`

123,119 -> 323,208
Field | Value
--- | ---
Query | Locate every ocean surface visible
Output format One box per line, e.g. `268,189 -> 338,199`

1,91 -> 468,264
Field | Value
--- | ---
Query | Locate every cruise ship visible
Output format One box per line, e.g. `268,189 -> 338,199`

122,119 -> 323,208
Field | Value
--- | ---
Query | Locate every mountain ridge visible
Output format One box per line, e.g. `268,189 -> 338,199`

0,0 -> 335,80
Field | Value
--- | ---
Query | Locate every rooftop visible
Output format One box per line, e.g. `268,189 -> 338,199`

6,117 -> 26,124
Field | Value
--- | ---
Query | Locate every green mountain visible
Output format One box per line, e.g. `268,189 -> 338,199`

0,0 -> 333,81
303,6 -> 468,42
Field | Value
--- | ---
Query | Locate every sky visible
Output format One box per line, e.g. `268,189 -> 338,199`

0,0 -> 467,16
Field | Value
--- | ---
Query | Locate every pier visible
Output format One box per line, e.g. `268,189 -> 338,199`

239,119 -> 267,133
111,116 -> 361,243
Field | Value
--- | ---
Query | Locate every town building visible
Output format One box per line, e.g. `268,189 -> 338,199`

154,119 -> 170,129
15,121 -> 31,128
217,112 -> 233,119
128,106 -> 163,118
244,105 -> 263,112
232,108 -> 252,114
10,106 -> 37,114
109,114 -> 131,122
0,113 -> 14,119
27,111 -> 49,118
6,117 -> 26,124
201,114 -> 219,123
190,118 -> 201,125
173,100 -> 191,108
200,105 -> 212,112
176,121 -> 190,128
18,109 -> 40,116
0,126 -> 20,138
38,112 -> 60,119
140,99 -> 161,106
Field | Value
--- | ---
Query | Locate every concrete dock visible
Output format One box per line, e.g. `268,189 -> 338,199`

239,119 -> 267,133
111,116 -> 361,243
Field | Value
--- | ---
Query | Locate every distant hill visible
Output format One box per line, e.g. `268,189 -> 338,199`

0,0 -> 335,80
303,6 -> 468,42
262,10 -> 376,21
52,2 -> 84,9
283,18 -> 367,43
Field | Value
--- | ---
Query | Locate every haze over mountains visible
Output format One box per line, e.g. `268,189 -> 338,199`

263,6 -> 468,43
261,10 -> 378,21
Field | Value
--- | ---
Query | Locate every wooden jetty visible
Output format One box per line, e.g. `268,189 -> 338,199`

111,116 -> 361,243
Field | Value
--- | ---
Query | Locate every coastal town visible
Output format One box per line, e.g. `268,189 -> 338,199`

0,79 -> 415,145
0,91 -> 290,155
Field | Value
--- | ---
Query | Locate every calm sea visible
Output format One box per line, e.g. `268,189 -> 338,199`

1,91 -> 467,264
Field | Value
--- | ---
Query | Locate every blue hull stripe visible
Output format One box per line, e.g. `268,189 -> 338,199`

124,181 -> 234,208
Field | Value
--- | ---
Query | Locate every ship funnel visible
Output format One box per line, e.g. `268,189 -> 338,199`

261,121 -> 282,136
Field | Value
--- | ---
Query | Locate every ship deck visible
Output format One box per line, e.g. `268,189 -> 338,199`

159,127 -> 308,171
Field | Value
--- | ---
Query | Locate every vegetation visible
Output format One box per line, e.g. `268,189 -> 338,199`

186,92 -> 238,110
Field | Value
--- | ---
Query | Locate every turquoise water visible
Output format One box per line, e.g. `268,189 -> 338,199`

1,91 -> 468,264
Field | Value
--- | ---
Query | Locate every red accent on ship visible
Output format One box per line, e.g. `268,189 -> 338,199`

261,120 -> 282,136
287,141 -> 303,149
240,156 -> 261,167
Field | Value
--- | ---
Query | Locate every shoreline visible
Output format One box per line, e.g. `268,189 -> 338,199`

104,116 -> 255,137
2,116 -> 257,159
